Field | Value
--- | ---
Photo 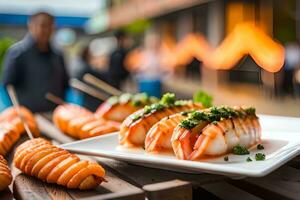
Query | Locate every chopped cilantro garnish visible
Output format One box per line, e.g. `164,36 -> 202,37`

108,92 -> 158,108
143,105 -> 152,114
149,96 -> 159,103
257,144 -> 264,150
224,156 -> 229,161
131,93 -> 183,122
179,106 -> 256,130
232,145 -> 250,155
193,90 -> 213,108
151,103 -> 165,111
246,157 -> 252,162
119,93 -> 133,104
180,119 -> 199,129
131,93 -> 150,107
181,111 -> 189,116
211,121 -> 218,125
181,110 -> 194,116
160,93 -> 176,105
245,107 -> 256,115
190,111 -> 207,121
255,153 -> 265,161
107,96 -> 119,106
132,114 -> 141,121
132,100 -> 142,107
174,100 -> 191,106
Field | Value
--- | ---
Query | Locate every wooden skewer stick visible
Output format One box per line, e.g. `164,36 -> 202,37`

45,93 -> 65,105
6,85 -> 34,139
69,78 -> 108,101
83,73 -> 122,96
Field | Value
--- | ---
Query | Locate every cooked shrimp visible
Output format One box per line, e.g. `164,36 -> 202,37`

79,119 -> 120,139
171,106 -> 261,160
53,104 -> 93,134
145,113 -> 187,153
95,93 -> 157,122
14,138 -> 105,190
0,120 -> 22,156
0,155 -> 12,191
0,106 -> 40,136
119,102 -> 203,147
96,102 -> 141,122
0,106 -> 35,123
53,104 -> 120,139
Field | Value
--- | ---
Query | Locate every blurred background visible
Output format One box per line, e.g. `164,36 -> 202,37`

0,0 -> 299,116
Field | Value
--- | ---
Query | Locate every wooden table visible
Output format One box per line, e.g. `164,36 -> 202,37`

1,114 -> 300,200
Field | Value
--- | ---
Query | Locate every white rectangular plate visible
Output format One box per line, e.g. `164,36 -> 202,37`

60,115 -> 300,177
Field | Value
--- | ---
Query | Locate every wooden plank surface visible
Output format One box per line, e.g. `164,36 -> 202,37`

96,157 -> 226,187
0,188 -> 14,200
228,165 -> 300,200
201,181 -> 263,200
143,180 -> 192,200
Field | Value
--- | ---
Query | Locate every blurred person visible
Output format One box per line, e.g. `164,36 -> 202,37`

135,32 -> 166,97
283,42 -> 300,95
137,32 -> 164,79
1,11 -> 69,112
107,30 -> 130,89
75,45 -> 106,111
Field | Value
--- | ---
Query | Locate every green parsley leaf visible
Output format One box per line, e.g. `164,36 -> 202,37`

179,119 -> 199,129
255,153 -> 265,161
107,96 -> 119,106
131,93 -> 147,106
132,100 -> 142,107
193,90 -> 213,108
181,111 -> 191,116
160,93 -> 176,105
232,145 -> 250,155
257,144 -> 264,150
119,93 -> 133,104
224,156 -> 229,161
132,114 -> 141,121
149,96 -> 159,103
143,105 -> 152,114
246,157 -> 252,162
245,107 -> 256,115
174,100 -> 190,106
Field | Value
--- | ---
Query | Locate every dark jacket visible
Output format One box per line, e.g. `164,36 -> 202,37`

107,48 -> 129,89
2,34 -> 69,112
75,61 -> 106,111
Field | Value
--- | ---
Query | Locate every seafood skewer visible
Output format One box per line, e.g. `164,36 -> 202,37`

0,106 -> 40,136
7,87 -> 106,190
0,119 -> 23,156
119,93 -> 203,147
171,106 -> 261,160
0,155 -> 12,191
95,93 -> 158,122
0,106 -> 40,156
14,138 -> 106,190
145,112 -> 188,153
53,104 -> 120,139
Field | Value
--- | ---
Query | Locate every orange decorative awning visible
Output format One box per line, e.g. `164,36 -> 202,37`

126,22 -> 285,73
205,22 -> 285,73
